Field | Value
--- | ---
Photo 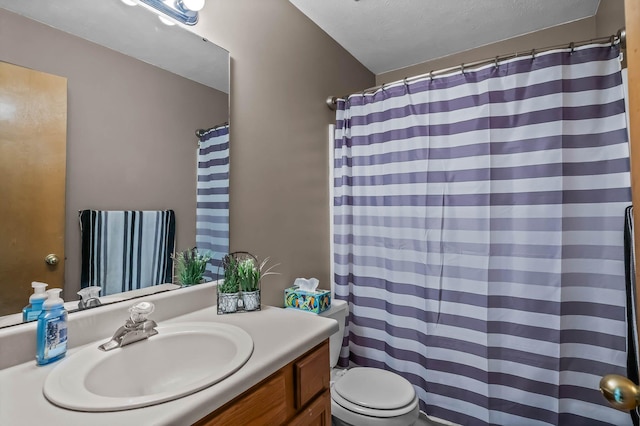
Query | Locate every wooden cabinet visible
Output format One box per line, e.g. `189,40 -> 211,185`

194,340 -> 331,426
294,341 -> 330,409
287,389 -> 331,426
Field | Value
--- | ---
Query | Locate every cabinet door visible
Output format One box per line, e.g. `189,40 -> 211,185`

294,340 -> 330,408
195,372 -> 287,426
287,389 -> 331,426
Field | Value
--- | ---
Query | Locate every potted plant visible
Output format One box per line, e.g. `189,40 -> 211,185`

217,252 -> 279,313
237,256 -> 279,311
217,253 -> 241,314
173,248 -> 212,286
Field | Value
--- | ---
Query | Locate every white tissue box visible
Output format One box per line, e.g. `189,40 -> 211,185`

284,286 -> 331,314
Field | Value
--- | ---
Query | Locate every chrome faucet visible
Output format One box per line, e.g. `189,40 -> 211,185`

78,297 -> 102,310
98,301 -> 158,351
77,286 -> 102,310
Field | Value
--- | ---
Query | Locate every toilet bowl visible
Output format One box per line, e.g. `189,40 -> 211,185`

319,300 -> 420,426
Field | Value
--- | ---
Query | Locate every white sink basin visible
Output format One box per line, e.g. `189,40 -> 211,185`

43,322 -> 253,412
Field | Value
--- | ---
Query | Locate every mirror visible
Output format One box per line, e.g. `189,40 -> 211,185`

0,0 -> 229,327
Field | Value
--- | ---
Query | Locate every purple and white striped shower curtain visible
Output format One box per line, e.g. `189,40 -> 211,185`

196,125 -> 229,280
333,44 -> 631,425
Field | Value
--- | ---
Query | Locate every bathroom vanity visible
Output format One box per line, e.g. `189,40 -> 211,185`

195,340 -> 331,425
0,283 -> 337,425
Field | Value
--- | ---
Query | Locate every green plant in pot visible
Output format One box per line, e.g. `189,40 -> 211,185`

236,256 -> 279,311
218,252 -> 279,313
173,248 -> 212,286
220,254 -> 240,293
237,258 -> 260,293
218,253 -> 241,314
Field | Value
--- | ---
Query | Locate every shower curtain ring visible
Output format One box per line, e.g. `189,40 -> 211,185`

460,63 -> 465,74
569,42 -> 575,55
429,71 -> 434,81
531,49 -> 536,59
610,35 -> 615,47
494,56 -> 499,68
403,77 -> 410,93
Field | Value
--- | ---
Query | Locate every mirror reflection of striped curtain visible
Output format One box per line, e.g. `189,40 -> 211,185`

196,125 -> 230,280
79,210 -> 175,296
334,43 -> 632,425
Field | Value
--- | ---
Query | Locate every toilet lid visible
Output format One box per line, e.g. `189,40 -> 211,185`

333,367 -> 416,410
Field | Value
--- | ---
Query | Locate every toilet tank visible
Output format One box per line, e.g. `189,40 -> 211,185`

319,299 -> 348,368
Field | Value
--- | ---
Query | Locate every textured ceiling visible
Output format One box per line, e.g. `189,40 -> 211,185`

0,0 -> 229,93
289,0 -> 600,75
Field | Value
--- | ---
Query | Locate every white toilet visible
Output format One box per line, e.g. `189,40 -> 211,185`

320,299 -> 420,426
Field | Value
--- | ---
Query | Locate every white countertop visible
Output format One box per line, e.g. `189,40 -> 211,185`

0,292 -> 338,425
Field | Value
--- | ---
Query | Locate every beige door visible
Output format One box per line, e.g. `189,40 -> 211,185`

0,62 -> 67,316
600,0 -> 640,411
627,0 -> 640,382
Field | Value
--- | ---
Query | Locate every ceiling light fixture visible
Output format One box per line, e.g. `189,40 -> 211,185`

131,0 -> 204,26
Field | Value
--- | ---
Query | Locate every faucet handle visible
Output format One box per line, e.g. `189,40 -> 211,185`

128,301 -> 155,323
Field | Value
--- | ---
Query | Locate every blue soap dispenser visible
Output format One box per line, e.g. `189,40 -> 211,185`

22,281 -> 48,322
36,288 -> 68,366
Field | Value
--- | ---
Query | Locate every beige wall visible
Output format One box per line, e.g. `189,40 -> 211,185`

0,9 -> 229,297
377,0 -> 625,86
596,0 -> 626,37
192,0 -> 375,306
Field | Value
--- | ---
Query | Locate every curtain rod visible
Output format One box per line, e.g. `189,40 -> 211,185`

326,28 -> 626,111
195,121 -> 229,139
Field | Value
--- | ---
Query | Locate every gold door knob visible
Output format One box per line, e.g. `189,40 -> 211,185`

44,254 -> 59,266
599,374 -> 640,410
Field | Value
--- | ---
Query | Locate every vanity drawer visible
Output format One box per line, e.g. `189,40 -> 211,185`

294,340 -> 330,409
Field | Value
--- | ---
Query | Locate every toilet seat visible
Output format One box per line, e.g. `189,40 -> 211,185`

332,367 -> 418,418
